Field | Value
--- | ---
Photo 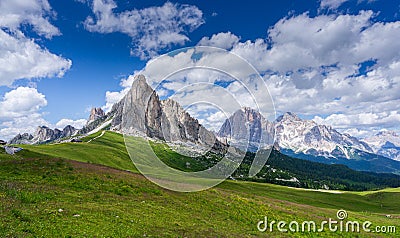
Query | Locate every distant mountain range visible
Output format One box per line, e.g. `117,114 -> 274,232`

9,75 -> 224,152
218,107 -> 400,173
7,75 -> 400,174
363,131 -> 400,161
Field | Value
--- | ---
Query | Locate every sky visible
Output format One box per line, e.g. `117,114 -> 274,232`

0,0 -> 400,140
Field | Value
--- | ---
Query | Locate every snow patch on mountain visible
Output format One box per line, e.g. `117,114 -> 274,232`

363,131 -> 400,161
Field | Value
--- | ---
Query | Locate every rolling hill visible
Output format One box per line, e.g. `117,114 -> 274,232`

1,131 -> 399,237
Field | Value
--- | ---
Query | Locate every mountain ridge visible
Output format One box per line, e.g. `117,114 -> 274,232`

6,75 -> 400,174
218,109 -> 400,173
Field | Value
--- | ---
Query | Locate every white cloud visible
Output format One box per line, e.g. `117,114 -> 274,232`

0,30 -> 72,86
0,87 -> 88,140
224,11 -> 400,135
102,11 -> 400,137
0,0 -> 72,86
231,11 -> 385,72
198,32 -> 240,50
320,0 -> 349,9
0,87 -> 49,140
0,87 -> 47,119
206,111 -> 228,131
319,0 -> 373,10
55,118 -> 87,129
313,111 -> 400,134
0,0 -> 60,38
84,0 -> 204,59
0,114 -> 50,140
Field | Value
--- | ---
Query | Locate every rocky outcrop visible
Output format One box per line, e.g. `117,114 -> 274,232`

62,125 -> 77,138
218,107 -> 275,151
33,126 -> 62,143
118,74 -> 162,137
7,75 -> 222,150
9,125 -> 78,145
160,99 -> 216,146
8,133 -> 34,144
275,112 -> 372,156
109,100 -> 124,130
112,74 -> 221,149
219,110 -> 373,157
87,107 -> 105,125
363,131 -> 400,161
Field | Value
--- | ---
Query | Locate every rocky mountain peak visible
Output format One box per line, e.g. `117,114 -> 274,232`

363,130 -> 400,161
33,126 -> 62,143
8,125 -> 78,145
218,107 -> 275,151
8,133 -> 33,145
111,74 -> 221,150
62,125 -> 77,138
88,107 -> 105,124
276,112 -> 301,122
218,108 -> 374,157
241,107 -> 263,122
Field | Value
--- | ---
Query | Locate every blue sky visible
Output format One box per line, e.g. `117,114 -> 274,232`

0,0 -> 400,139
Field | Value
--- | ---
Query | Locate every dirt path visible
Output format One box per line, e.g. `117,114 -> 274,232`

87,131 -> 105,143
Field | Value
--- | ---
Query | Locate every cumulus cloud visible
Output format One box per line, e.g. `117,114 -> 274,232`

313,111 -> 400,133
0,87 -> 47,119
83,0 -> 204,59
0,87 -> 88,139
319,0 -> 349,9
0,30 -> 72,86
224,11 -> 400,135
0,0 -> 72,86
102,10 -> 400,137
0,0 -> 60,38
0,87 -> 49,139
198,32 -> 240,50
231,11 -> 394,73
0,114 -> 50,140
55,118 -> 87,129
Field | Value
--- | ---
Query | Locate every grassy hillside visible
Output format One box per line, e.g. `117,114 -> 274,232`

19,131 -> 136,172
1,131 -> 399,237
18,131 -> 400,191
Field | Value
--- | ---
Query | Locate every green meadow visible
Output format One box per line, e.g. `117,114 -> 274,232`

0,131 -> 399,237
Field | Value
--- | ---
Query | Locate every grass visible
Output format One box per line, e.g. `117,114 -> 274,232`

1,131 -> 399,237
19,131 -> 136,172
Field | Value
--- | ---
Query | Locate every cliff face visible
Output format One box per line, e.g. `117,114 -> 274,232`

218,107 -> 275,151
8,125 -> 77,145
111,75 -> 219,148
8,133 -> 34,144
87,107 -> 105,125
6,75 -> 219,150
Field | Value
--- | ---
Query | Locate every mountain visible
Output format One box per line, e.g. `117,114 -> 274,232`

218,109 -> 400,173
7,74 -> 399,174
87,107 -> 105,125
219,110 -> 372,158
363,131 -> 400,161
111,75 -> 223,150
8,133 -> 34,144
217,107 -> 274,151
8,125 -> 77,145
275,112 -> 372,158
7,75 -> 225,150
